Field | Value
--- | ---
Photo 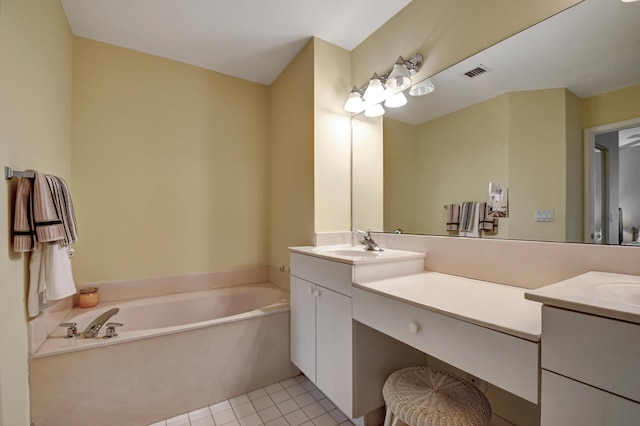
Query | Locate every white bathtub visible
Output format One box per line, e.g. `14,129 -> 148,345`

29,282 -> 300,426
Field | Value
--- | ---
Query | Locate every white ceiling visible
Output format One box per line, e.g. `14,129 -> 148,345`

60,0 -> 412,85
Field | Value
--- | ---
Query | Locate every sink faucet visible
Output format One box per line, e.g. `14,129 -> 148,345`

83,308 -> 120,338
354,229 -> 383,252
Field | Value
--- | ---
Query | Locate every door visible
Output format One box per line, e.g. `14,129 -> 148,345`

290,276 -> 316,382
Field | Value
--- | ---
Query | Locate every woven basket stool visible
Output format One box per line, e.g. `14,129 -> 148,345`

382,367 -> 492,426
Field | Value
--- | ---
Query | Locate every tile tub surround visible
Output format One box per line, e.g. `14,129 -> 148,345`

29,309 -> 299,426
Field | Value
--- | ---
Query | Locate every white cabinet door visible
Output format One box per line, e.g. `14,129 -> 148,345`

316,285 -> 353,416
290,276 -> 317,382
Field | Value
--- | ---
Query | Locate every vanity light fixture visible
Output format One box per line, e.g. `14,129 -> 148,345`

408,78 -> 435,96
344,53 -> 423,114
364,103 -> 385,118
386,57 -> 413,89
384,91 -> 408,108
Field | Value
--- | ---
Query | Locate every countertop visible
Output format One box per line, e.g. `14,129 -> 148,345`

525,271 -> 640,324
289,245 -> 426,265
354,271 -> 542,342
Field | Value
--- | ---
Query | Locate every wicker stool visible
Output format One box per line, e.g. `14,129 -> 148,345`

383,367 -> 492,426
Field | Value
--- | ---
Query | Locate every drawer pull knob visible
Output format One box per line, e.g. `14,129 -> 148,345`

409,323 -> 419,333
314,289 -> 321,297
308,287 -> 314,294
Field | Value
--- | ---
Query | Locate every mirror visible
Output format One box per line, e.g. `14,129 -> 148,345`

352,0 -> 640,244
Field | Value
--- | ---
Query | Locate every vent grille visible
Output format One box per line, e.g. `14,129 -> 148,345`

462,64 -> 491,79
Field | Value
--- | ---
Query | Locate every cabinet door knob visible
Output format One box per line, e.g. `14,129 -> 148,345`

314,289 -> 321,297
408,323 -> 419,333
308,286 -> 314,294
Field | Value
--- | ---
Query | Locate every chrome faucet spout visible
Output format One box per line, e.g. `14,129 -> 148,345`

83,308 -> 120,338
353,229 -> 383,251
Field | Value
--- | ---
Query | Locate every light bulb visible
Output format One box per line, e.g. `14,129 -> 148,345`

386,57 -> 412,89
408,78 -> 435,96
363,73 -> 386,105
384,92 -> 408,108
364,103 -> 385,118
343,87 -> 365,113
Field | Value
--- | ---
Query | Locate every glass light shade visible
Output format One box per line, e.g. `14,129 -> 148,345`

384,92 -> 407,108
386,57 -> 412,89
344,87 -> 365,113
364,103 -> 385,118
363,73 -> 386,104
408,78 -> 435,96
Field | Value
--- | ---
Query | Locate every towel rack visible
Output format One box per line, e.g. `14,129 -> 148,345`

4,166 -> 35,180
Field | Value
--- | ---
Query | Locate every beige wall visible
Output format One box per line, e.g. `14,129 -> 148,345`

71,37 -> 270,284
352,115 -> 384,231
269,40 -> 315,270
582,83 -> 640,129
0,0 -> 73,424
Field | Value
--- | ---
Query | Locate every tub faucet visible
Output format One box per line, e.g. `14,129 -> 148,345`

83,308 -> 120,338
354,229 -> 383,251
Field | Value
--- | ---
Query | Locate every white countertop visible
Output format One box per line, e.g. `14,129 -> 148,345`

289,245 -> 425,265
525,271 -> 640,324
354,271 -> 542,342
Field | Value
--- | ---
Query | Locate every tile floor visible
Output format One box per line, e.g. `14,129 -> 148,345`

148,374 -> 513,426
147,375 -> 353,426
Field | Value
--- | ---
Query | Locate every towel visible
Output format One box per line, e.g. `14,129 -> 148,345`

459,202 -> 476,232
27,243 -> 76,317
13,171 -> 78,251
446,204 -> 460,231
479,202 -> 499,233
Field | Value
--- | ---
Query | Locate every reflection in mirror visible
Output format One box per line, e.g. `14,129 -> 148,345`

352,0 -> 640,244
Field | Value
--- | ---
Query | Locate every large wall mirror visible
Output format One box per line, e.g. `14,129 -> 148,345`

352,0 -> 640,245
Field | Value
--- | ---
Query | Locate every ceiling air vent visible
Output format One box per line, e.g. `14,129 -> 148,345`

462,64 -> 491,79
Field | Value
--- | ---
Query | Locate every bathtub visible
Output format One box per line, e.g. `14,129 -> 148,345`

29,282 -> 300,426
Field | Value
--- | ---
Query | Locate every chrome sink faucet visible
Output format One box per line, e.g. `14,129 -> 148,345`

354,229 -> 383,251
83,308 -> 120,338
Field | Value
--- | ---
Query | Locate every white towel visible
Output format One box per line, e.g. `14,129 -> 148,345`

459,202 -> 480,237
27,242 -> 76,318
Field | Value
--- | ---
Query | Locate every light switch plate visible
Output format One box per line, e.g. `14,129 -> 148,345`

535,209 -> 554,222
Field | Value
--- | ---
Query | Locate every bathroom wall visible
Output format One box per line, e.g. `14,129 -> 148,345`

71,37 -> 271,284
0,0 -> 73,424
582,83 -> 640,129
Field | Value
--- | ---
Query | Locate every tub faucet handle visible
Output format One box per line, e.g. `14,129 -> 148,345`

59,322 -> 79,339
103,322 -> 123,339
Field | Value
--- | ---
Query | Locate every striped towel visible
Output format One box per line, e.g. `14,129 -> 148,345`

446,204 -> 460,231
13,170 -> 78,252
479,202 -> 498,233
459,202 -> 476,232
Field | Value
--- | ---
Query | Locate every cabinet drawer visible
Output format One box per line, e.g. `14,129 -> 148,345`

541,370 -> 640,425
541,306 -> 640,402
353,287 -> 539,403
290,252 -> 352,296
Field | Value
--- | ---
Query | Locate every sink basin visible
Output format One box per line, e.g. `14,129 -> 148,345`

591,282 -> 640,306
330,249 -> 383,257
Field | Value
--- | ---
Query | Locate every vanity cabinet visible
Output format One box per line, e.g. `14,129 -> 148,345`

540,306 -> 640,425
289,249 -> 427,421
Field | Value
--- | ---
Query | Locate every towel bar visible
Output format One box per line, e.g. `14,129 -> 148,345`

4,166 -> 35,180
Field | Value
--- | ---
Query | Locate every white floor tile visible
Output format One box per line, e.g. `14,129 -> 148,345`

258,405 -> 282,423
248,388 -> 268,401
286,384 -> 307,398
166,413 -> 190,426
189,407 -> 213,421
211,400 -> 233,414
252,395 -> 275,411
308,389 -> 325,401
280,377 -> 300,388
285,409 -> 310,426
293,392 -> 316,408
214,408 -> 238,426
311,413 -> 338,426
270,389 -> 291,404
301,402 -> 326,420
317,399 -> 336,412
265,382 -> 285,394
230,394 -> 251,407
238,412 -> 264,426
265,417 -> 289,426
328,409 -> 347,423
301,381 -> 316,392
276,398 -> 300,415
191,417 -> 216,426
233,401 -> 257,419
